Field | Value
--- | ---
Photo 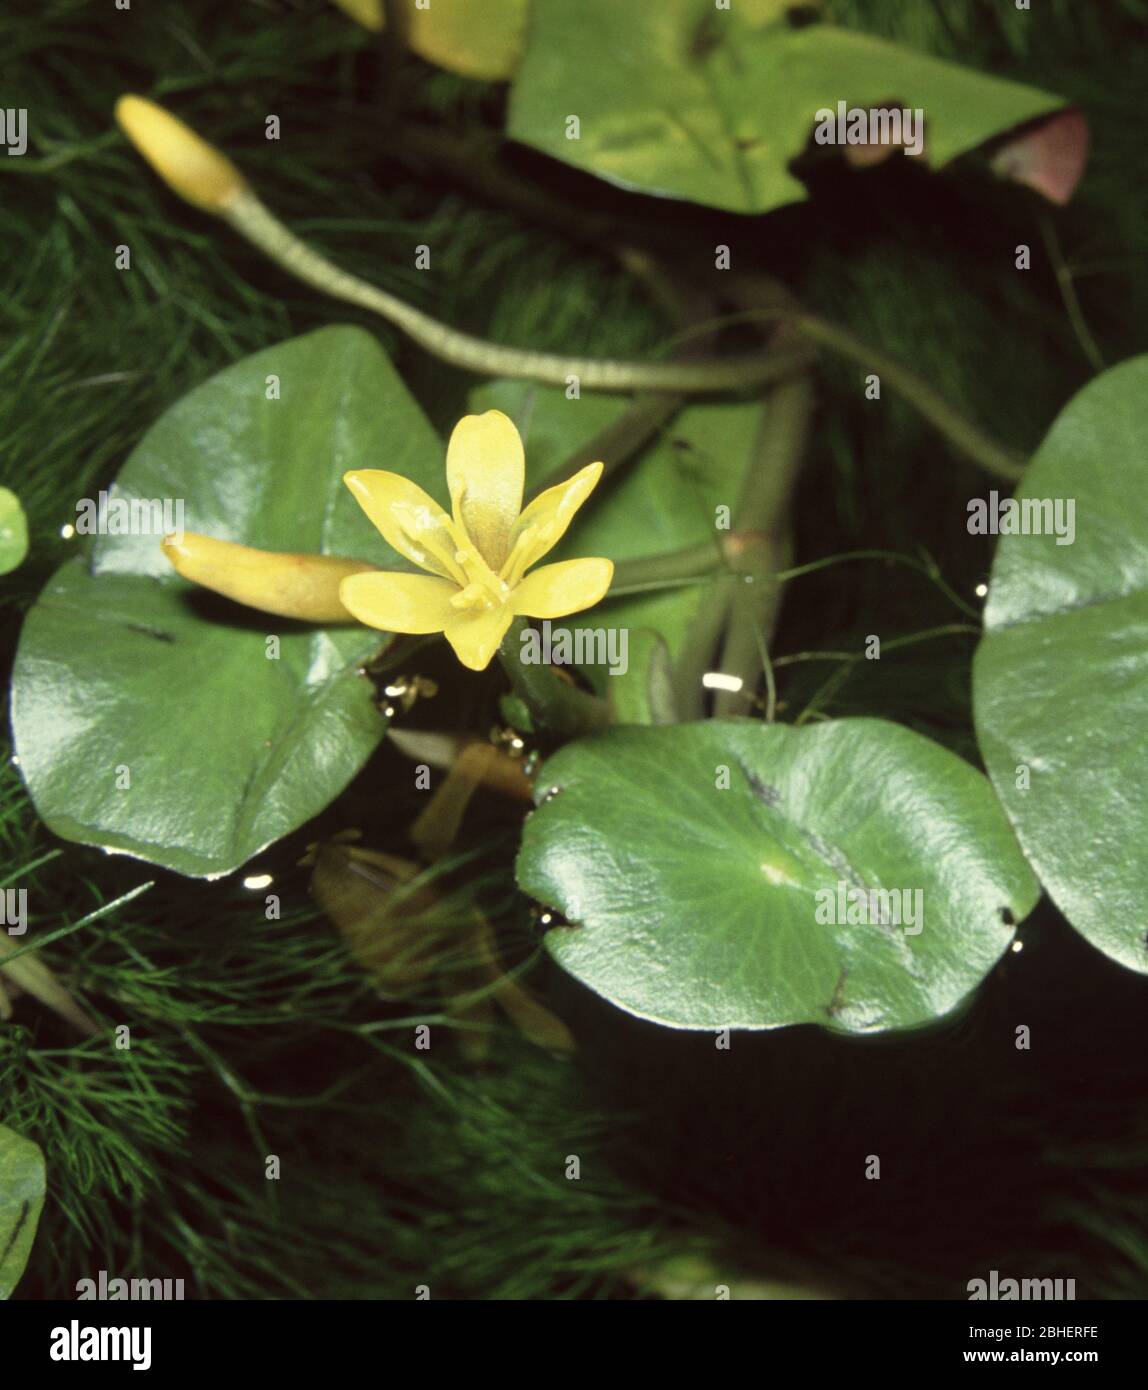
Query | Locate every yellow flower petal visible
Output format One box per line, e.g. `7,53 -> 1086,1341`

340,572 -> 458,634
161,533 -> 374,622
443,604 -> 514,672
115,95 -> 246,214
501,462 -> 604,586
445,411 -> 524,572
511,558 -> 614,619
343,471 -> 466,584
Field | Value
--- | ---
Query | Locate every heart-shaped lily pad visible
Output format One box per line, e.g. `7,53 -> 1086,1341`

517,718 -> 1039,1031
0,1124 -> 45,1300
974,356 -> 1148,974
12,326 -> 443,877
509,0 -> 1062,213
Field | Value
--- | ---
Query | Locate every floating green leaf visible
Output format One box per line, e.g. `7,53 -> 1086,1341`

509,0 -> 1062,213
973,356 -> 1148,975
0,1125 -> 45,1300
11,327 -> 444,878
517,719 -> 1038,1032
0,487 -> 29,575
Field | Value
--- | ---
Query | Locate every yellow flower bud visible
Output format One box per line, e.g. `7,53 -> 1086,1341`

306,837 -> 447,999
115,95 -> 247,214
305,834 -> 575,1054
162,533 -> 376,623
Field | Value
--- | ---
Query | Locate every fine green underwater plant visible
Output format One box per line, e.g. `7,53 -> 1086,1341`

3,0 -> 1147,1305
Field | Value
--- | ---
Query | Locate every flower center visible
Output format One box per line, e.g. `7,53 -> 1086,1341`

450,543 -> 509,611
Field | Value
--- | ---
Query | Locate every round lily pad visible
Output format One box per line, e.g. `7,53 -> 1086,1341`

517,718 -> 1038,1032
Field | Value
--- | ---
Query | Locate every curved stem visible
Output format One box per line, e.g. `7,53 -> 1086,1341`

223,189 -> 814,394
1039,214 -> 1106,375
794,312 -> 1026,483
717,278 -> 1027,483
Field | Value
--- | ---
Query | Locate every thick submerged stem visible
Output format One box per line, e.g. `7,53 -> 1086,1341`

498,617 -> 611,736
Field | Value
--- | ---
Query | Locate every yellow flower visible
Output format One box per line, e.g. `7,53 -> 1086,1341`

340,410 -> 613,671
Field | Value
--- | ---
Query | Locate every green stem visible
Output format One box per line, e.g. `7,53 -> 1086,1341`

223,189 -> 814,394
498,617 -> 611,737
795,313 -> 1025,483
526,391 -> 682,503
611,538 -> 743,591
1039,214 -> 1106,375
671,374 -> 814,720
714,375 -> 813,717
612,545 -> 716,592
0,881 -> 154,968
721,277 -> 1027,483
524,270 -> 725,499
